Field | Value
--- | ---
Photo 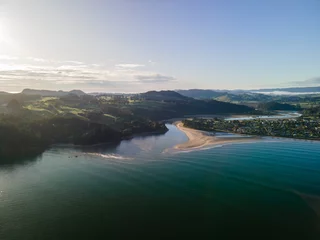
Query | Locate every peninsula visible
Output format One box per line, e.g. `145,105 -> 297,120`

173,121 -> 260,151
181,108 -> 320,141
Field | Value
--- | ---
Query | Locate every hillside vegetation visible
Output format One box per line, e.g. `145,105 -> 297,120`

0,90 -> 255,159
2,90 -> 253,121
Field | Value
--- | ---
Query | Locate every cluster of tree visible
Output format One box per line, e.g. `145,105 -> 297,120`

0,115 -> 46,158
303,106 -> 320,117
0,92 -> 41,106
128,91 -> 255,120
130,100 -> 253,120
140,90 -> 191,102
0,114 -> 168,159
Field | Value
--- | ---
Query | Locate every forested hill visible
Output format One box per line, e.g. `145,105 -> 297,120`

0,91 -> 41,106
176,89 -> 227,99
1,90 -> 255,121
176,89 -> 275,103
22,89 -> 86,97
0,90 -> 255,159
140,90 -> 190,101
132,91 -> 254,120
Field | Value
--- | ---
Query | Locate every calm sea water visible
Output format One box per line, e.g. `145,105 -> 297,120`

1,124 -> 320,239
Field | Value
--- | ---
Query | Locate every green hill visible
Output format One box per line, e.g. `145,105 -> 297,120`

22,89 -> 86,97
176,89 -> 226,99
130,91 -> 254,120
0,90 -> 256,159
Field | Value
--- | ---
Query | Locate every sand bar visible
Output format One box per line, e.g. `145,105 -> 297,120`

173,121 -> 260,151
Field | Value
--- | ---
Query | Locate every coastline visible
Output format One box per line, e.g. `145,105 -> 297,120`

162,114 -> 252,123
162,111 -> 301,124
173,121 -> 261,151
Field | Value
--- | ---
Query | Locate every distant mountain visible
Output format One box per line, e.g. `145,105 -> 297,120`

22,89 -> 86,97
176,89 -> 274,103
69,90 -> 86,96
141,90 -> 190,101
176,89 -> 227,99
216,93 -> 273,102
131,90 -> 254,120
177,87 -> 320,99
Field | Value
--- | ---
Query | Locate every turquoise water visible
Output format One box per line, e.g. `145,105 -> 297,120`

0,124 -> 320,239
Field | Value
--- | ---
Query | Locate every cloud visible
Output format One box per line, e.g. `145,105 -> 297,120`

0,55 -> 18,60
115,63 -> 145,68
0,55 -> 87,66
27,57 -> 46,62
291,77 -> 320,86
0,57 -> 176,92
63,60 -> 84,65
135,74 -> 176,83
27,57 -> 84,65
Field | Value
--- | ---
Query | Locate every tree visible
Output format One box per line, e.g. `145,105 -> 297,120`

7,99 -> 21,112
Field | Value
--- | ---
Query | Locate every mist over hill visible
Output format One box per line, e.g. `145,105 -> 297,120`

177,87 -> 320,99
251,86 -> 320,94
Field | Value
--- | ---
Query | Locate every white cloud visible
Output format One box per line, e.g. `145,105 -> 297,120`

63,60 -> 84,65
0,55 -> 88,65
135,74 -> 176,83
115,63 -> 145,68
27,57 -> 46,62
0,57 -> 177,92
0,55 -> 18,60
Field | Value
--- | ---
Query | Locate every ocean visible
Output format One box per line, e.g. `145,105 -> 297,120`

0,124 -> 320,239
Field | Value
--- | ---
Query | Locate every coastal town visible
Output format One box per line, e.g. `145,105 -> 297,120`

182,116 -> 320,140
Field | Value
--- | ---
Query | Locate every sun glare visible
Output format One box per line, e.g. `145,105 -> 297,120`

0,19 -> 15,49
0,21 -> 8,44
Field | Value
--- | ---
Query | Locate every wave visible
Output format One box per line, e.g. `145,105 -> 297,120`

164,140 -> 271,154
84,153 -> 134,160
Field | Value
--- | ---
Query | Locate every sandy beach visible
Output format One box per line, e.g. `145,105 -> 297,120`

174,121 -> 260,151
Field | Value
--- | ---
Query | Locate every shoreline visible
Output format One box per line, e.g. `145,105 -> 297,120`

172,121 -> 261,151
162,111 -> 301,124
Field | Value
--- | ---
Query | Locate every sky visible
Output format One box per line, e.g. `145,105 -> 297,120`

0,0 -> 320,93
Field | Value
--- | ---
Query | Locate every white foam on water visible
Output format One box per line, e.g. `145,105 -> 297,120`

164,141 -> 265,155
85,153 -> 134,160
